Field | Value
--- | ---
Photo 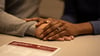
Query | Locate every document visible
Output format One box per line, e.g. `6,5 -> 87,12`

0,41 -> 60,56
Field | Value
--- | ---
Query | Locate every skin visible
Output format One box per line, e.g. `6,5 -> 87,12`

43,19 -> 93,40
24,18 -> 74,41
24,17 -> 93,41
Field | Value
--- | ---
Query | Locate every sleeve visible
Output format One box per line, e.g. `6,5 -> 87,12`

62,15 -> 77,23
90,19 -> 100,35
0,0 -> 37,36
61,0 -> 77,23
25,22 -> 37,36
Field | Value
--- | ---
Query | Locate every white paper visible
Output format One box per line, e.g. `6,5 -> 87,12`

0,41 -> 60,56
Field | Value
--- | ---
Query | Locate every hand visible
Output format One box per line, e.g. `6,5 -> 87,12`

45,20 -> 78,40
24,17 -> 47,26
35,22 -> 74,41
24,18 -> 74,41
41,19 -> 93,40
38,18 -> 76,40
34,18 -> 75,41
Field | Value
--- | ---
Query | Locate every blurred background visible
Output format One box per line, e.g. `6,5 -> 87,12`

39,0 -> 64,19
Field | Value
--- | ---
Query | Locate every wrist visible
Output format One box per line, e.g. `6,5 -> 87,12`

76,22 -> 93,35
25,22 -> 37,36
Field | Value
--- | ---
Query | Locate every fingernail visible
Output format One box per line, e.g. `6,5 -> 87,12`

48,37 -> 52,40
70,36 -> 74,40
43,38 -> 47,40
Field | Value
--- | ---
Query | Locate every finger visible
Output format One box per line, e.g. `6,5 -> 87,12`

48,18 -> 59,21
40,21 -> 63,39
42,18 -> 57,30
38,18 -> 62,39
69,36 -> 74,40
37,22 -> 52,39
40,21 -> 58,38
24,17 -> 40,22
43,29 -> 58,40
47,31 -> 75,41
43,25 -> 65,40
56,38 -> 65,41
36,18 -> 54,39
48,34 -> 61,41
47,30 -> 67,40
48,36 -> 74,41
41,18 -> 59,33
36,20 -> 45,27
36,19 -> 51,27
35,24 -> 48,39
63,36 -> 74,41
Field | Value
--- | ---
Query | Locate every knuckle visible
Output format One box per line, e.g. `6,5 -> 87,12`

59,31 -> 66,36
48,32 -> 55,36
54,34 -> 60,38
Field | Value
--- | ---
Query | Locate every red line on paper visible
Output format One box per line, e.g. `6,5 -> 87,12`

8,41 -> 57,52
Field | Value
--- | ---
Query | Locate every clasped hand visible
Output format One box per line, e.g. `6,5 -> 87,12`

25,18 -> 80,41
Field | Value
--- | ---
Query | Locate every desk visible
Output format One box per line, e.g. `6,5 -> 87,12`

0,34 -> 100,56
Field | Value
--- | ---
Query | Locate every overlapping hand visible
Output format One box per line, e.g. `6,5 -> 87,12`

25,17 -> 76,41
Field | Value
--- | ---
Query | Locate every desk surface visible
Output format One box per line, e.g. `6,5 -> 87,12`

0,34 -> 100,56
